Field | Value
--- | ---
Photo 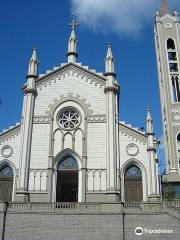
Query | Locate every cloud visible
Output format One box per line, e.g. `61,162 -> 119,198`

70,0 -> 180,35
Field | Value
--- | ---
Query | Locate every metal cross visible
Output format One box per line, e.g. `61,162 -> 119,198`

69,16 -> 79,30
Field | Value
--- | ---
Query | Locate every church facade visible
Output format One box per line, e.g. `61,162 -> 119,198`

0,1 -> 179,203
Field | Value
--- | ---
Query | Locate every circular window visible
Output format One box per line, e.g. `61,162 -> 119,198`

126,143 -> 139,156
1,145 -> 13,158
57,107 -> 81,130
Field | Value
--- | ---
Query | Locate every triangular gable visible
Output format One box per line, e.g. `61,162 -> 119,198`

36,62 -> 107,87
119,122 -> 158,145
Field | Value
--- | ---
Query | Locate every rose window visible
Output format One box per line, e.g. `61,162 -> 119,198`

58,107 -> 81,130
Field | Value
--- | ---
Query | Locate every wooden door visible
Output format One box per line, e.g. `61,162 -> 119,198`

0,177 -> 13,201
125,176 -> 143,202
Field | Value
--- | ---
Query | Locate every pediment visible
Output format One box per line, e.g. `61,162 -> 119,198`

0,124 -> 21,144
36,62 -> 107,89
119,122 -> 148,145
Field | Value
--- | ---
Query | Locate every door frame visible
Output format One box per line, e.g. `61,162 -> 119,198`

52,149 -> 83,202
124,175 -> 143,202
120,159 -> 148,202
56,169 -> 79,202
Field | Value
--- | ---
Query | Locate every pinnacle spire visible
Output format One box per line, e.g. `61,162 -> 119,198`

159,0 -> 169,16
105,42 -> 115,77
27,45 -> 38,77
67,16 -> 79,63
146,107 -> 153,134
147,107 -> 152,121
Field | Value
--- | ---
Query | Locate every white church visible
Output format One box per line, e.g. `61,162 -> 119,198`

0,0 -> 179,203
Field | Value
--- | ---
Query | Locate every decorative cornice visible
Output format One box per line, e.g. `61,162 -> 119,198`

172,122 -> 180,126
87,115 -> 106,123
24,88 -> 37,95
119,122 -> 148,145
0,125 -> 21,144
104,72 -> 116,78
36,63 -> 106,90
171,109 -> 180,114
104,85 -> 119,94
46,93 -> 93,117
66,52 -> 78,57
33,116 -> 52,124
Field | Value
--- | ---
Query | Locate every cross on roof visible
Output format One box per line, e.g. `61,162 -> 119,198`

69,16 -> 79,30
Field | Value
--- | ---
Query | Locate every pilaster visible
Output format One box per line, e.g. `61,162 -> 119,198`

16,78 -> 37,202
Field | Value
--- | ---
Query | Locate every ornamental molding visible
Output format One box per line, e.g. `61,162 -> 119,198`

33,116 -> 52,124
36,63 -> 106,90
119,123 -> 147,145
172,122 -> 180,126
171,109 -> 180,114
57,107 -> 81,131
161,14 -> 176,21
0,125 -> 21,144
87,115 -> 106,123
1,145 -> 13,158
46,93 -> 93,117
172,113 -> 180,121
126,143 -> 139,156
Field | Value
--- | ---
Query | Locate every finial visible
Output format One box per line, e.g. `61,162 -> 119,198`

30,44 -> 37,61
27,45 -> 38,77
105,42 -> 116,77
146,107 -> 153,134
159,0 -> 169,16
106,42 -> 113,59
67,16 -> 79,63
147,107 -> 152,121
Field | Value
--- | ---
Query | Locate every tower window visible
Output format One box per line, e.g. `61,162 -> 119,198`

171,75 -> 180,102
166,38 -> 180,103
167,38 -> 175,50
169,63 -> 178,72
168,52 -> 177,61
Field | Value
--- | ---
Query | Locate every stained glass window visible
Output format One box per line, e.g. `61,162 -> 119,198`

58,157 -> 78,170
125,165 -> 142,177
58,107 -> 81,130
0,165 -> 13,177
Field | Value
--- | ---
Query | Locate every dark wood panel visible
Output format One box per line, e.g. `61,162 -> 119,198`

125,177 -> 143,202
0,178 -> 13,201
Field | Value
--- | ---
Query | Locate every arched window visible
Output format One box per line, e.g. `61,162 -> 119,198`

167,38 -> 175,50
166,38 -> 180,102
0,164 -> 14,201
0,165 -> 13,177
124,164 -> 143,202
58,156 -> 78,170
125,165 -> 142,177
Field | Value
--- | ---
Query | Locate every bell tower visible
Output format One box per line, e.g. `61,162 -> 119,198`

154,1 -> 180,184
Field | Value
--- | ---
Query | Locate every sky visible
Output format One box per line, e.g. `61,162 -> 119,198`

0,0 -> 179,171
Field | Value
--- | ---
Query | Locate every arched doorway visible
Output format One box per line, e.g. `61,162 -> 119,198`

124,164 -> 143,202
56,156 -> 78,202
0,164 -> 14,201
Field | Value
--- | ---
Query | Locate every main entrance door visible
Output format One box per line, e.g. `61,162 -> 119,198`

56,156 -> 78,202
124,165 -> 143,202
